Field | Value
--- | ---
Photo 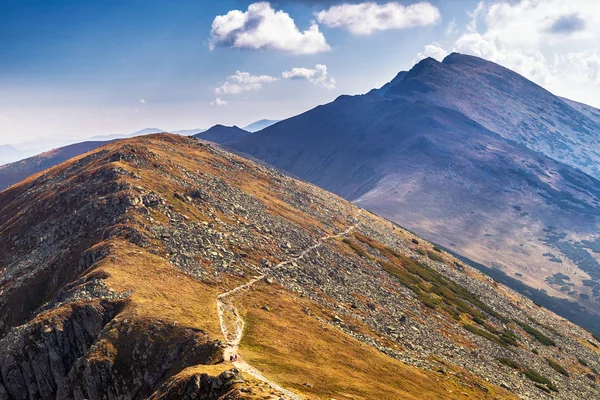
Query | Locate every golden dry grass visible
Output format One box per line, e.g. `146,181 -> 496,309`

95,240 -> 222,337
237,285 -> 516,400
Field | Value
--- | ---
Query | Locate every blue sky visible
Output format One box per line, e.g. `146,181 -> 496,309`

1,0 -> 599,145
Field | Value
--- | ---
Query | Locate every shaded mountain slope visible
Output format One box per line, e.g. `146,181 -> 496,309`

560,97 -> 600,125
230,54 -> 600,316
2,134 -> 599,398
194,124 -> 249,144
0,140 -> 108,191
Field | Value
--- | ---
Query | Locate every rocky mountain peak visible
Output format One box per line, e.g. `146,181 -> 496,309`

442,52 -> 490,67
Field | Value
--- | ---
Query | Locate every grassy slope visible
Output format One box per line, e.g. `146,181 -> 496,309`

98,240 -> 222,337
238,285 -> 516,400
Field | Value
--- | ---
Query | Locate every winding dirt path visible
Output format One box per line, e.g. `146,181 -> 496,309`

216,209 -> 363,399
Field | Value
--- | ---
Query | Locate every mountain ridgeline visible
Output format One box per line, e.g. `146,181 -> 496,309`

1,134 -> 600,399
230,53 -> 600,321
0,124 -> 245,191
0,141 -> 108,191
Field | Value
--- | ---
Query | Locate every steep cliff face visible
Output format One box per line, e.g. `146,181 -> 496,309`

1,134 -> 600,399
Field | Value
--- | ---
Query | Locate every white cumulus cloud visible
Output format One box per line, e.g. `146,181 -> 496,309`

211,98 -> 228,107
215,71 -> 278,95
316,1 -> 440,35
138,99 -> 146,104
282,64 -> 336,89
210,2 -> 330,54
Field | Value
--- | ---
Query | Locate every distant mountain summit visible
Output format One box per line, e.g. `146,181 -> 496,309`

194,124 -> 249,144
231,53 -> 600,318
172,128 -> 206,136
243,119 -> 280,132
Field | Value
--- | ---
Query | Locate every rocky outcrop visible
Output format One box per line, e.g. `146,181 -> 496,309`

59,322 -> 222,400
149,368 -> 247,400
0,300 -> 124,399
0,297 -> 224,400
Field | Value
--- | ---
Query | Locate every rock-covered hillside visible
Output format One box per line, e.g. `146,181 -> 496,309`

1,134 -> 600,399
230,53 -> 600,319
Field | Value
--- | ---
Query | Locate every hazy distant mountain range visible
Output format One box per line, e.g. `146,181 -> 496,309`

0,145 -> 28,165
231,53 -> 600,315
242,119 -> 280,132
88,127 -> 207,141
0,121 -> 280,167
0,141 -> 108,191
0,121 -> 260,189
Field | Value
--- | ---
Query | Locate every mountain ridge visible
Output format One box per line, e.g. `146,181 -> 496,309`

384,53 -> 600,179
229,53 -> 600,319
0,140 -> 110,191
2,134 -> 600,398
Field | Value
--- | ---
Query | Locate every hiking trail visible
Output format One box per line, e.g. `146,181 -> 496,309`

216,209 -> 363,399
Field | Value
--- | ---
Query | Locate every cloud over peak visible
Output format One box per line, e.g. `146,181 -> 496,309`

316,1 -> 440,35
282,64 -> 336,89
215,71 -> 278,95
211,98 -> 228,107
210,2 -> 330,54
414,44 -> 448,63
